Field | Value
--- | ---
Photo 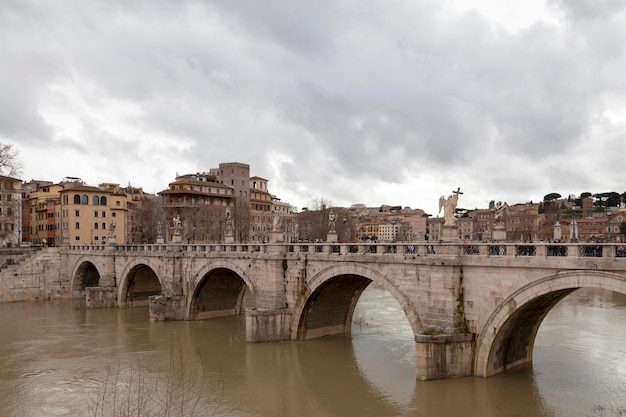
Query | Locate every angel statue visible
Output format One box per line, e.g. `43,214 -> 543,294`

172,215 -> 182,234
439,188 -> 462,226
493,201 -> 508,228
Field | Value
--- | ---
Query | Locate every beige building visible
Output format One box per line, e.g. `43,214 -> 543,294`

211,162 -> 251,242
24,182 -> 63,246
379,223 -> 395,242
249,177 -> 272,243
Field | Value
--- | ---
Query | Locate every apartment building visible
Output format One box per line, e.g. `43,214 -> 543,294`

57,182 -> 128,245
158,172 -> 235,243
211,162 -> 251,242
250,176 -> 272,243
24,181 -> 62,246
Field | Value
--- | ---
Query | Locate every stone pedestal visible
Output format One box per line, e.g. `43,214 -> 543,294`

271,231 -> 284,243
441,225 -> 460,242
415,333 -> 474,380
224,234 -> 235,244
326,232 -> 338,243
171,233 -> 182,244
156,236 -> 164,244
149,295 -> 186,321
246,309 -> 292,342
492,227 -> 507,242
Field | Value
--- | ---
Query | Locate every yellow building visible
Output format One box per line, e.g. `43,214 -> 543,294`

57,183 -> 128,245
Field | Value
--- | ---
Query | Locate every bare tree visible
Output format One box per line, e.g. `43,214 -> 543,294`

0,143 -> 22,177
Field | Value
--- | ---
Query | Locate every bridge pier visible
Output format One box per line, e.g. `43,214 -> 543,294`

149,295 -> 186,321
85,287 -> 117,308
245,309 -> 292,342
415,333 -> 475,380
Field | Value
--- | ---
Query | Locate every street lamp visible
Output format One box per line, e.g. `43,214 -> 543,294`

606,209 -> 612,243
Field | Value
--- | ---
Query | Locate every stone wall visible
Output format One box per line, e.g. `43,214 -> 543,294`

0,248 -> 66,302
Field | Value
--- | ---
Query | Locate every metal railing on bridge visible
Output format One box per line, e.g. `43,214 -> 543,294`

65,242 -> 626,260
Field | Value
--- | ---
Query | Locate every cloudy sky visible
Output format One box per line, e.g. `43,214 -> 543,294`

2,0 -> 626,215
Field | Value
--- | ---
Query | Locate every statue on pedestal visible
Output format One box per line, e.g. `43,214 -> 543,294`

439,188 -> 462,226
171,215 -> 183,243
172,215 -> 182,234
328,210 -> 337,233
272,207 -> 282,232
493,201 -> 508,228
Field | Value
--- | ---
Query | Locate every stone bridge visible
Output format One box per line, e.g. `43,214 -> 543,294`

62,241 -> 626,380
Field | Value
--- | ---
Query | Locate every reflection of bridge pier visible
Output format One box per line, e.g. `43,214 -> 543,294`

56,241 -> 626,380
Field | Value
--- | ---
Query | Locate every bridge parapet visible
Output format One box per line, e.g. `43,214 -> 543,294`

66,242 -> 626,260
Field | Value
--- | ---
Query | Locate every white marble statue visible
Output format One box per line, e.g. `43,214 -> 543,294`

439,188 -> 462,226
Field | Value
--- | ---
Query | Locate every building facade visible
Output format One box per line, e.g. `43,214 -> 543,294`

211,162 -> 251,242
58,183 -> 128,245
158,172 -> 235,243
0,175 -> 22,247
249,176 -> 272,243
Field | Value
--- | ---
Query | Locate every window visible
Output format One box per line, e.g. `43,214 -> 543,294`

93,196 -> 100,205
102,211 -> 106,218
102,222 -> 106,230
75,236 -> 80,241
81,195 -> 88,205
112,212 -> 116,218
94,236 -> 99,241
94,211 -> 98,217
100,196 -> 107,205
74,195 -> 81,204
116,201 -> 120,206
75,210 -> 80,217
75,222 -> 80,229
94,223 -> 99,230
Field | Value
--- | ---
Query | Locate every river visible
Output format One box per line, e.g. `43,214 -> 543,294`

1,286 -> 625,417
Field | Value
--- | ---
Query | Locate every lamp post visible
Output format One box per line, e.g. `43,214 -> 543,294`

607,209 -> 612,243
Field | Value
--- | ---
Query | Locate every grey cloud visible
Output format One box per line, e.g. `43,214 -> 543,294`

4,0 -> 626,210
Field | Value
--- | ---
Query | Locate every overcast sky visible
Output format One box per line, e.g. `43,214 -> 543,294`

2,0 -> 626,215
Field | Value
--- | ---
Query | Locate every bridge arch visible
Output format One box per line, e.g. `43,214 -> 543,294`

188,260 -> 256,320
475,270 -> 626,377
118,260 -> 162,307
70,256 -> 103,296
291,263 -> 420,341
